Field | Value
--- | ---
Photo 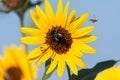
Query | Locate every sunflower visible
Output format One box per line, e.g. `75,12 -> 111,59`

96,66 -> 120,80
0,45 -> 36,80
20,0 -> 97,77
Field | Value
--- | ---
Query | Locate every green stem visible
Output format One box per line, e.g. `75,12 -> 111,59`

67,65 -> 72,80
16,11 -> 28,53
42,59 -> 51,80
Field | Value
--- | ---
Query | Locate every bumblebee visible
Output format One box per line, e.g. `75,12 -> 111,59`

51,30 -> 64,42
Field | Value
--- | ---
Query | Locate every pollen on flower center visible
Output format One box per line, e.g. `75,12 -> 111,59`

4,67 -> 22,80
46,26 -> 72,54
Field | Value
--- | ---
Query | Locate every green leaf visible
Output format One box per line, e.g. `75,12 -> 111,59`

70,60 -> 118,80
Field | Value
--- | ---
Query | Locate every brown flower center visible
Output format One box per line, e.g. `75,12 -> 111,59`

46,26 -> 72,54
4,67 -> 22,80
2,0 -> 27,10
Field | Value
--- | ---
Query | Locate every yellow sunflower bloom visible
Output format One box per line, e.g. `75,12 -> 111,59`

0,45 -> 36,80
20,0 -> 97,77
96,66 -> 120,80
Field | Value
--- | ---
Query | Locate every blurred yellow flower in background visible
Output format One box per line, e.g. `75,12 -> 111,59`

96,66 -> 120,80
20,0 -> 97,77
0,45 -> 36,80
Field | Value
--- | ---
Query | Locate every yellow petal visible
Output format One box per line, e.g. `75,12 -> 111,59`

40,44 -> 49,51
20,27 -> 44,36
1,48 -> 17,69
30,10 -> 40,28
30,10 -> 49,32
18,45 -> 26,53
38,18 -> 50,32
0,65 -> 4,78
68,12 -> 88,33
39,48 -> 53,62
27,46 -> 41,63
36,5 -> 49,25
71,26 -> 94,38
57,54 -> 65,77
70,43 -> 83,57
55,0 -> 62,26
61,1 -> 70,27
75,35 -> 97,43
79,44 -> 96,54
66,10 -> 76,27
69,54 -> 86,68
36,5 -> 51,31
46,55 -> 58,74
44,0 -> 55,22
73,39 -> 96,53
65,54 -> 78,75
37,60 -> 41,68
37,48 -> 53,68
20,36 -> 45,45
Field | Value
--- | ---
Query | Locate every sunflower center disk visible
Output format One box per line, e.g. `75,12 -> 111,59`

46,26 -> 72,54
4,67 -> 22,80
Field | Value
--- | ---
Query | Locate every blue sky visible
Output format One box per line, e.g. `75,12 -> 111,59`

0,0 -> 120,80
